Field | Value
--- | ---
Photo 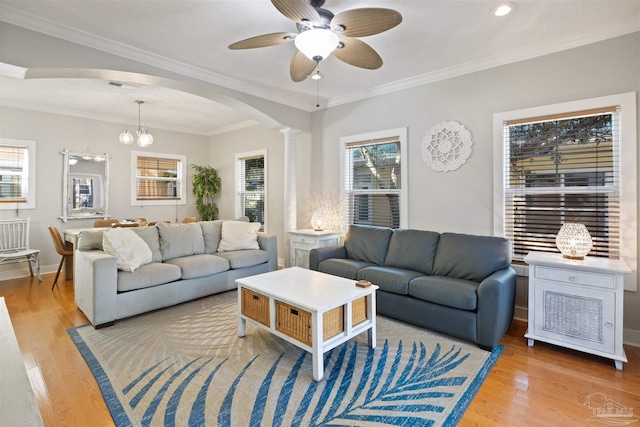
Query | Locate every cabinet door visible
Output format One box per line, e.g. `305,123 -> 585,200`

533,279 -> 615,354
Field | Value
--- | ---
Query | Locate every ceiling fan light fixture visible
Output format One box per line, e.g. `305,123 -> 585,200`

295,29 -> 339,62
493,3 -> 516,16
311,70 -> 323,80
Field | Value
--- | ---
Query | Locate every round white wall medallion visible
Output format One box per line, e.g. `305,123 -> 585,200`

421,121 -> 473,172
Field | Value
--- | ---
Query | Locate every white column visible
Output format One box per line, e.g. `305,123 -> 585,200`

282,128 -> 300,233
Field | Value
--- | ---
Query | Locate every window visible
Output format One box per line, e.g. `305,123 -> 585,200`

0,139 -> 36,210
494,93 -> 636,290
235,150 -> 266,229
130,151 -> 186,206
341,128 -> 408,230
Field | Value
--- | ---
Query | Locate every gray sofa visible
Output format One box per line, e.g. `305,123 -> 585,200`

74,220 -> 277,328
310,225 -> 516,348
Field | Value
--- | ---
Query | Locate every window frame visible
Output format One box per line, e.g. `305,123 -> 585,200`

130,150 -> 186,207
341,127 -> 408,231
0,139 -> 36,210
493,92 -> 637,291
235,149 -> 267,231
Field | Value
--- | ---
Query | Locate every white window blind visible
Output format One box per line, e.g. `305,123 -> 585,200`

0,144 -> 28,202
235,152 -> 265,228
503,106 -> 620,260
344,136 -> 402,229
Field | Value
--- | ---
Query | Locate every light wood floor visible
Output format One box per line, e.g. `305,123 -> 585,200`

2,274 -> 639,426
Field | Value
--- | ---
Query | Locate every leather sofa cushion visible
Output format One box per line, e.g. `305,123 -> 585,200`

157,222 -> 205,260
409,276 -> 479,311
216,250 -> 269,269
358,266 -> 424,295
318,258 -> 375,280
384,229 -> 440,275
344,225 -> 393,266
117,262 -> 182,292
432,233 -> 511,282
165,254 -> 230,279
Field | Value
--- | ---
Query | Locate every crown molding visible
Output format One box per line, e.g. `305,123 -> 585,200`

208,120 -> 259,136
326,17 -> 640,108
0,5 -> 316,112
1,100 -> 215,136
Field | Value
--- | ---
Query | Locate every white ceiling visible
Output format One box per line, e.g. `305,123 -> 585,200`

1,0 -> 639,135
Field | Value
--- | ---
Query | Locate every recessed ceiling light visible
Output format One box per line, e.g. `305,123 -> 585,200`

493,3 -> 516,17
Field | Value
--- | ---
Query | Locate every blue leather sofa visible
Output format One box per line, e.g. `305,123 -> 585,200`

309,224 -> 516,348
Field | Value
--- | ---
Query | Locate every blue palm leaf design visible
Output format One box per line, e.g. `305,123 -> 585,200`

235,338 -> 474,426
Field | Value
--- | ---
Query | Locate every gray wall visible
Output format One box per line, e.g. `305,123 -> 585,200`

310,33 -> 640,341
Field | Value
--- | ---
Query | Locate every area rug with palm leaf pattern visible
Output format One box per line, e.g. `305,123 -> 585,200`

68,289 -> 502,427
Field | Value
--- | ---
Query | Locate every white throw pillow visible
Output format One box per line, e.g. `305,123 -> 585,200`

102,228 -> 153,272
217,221 -> 261,252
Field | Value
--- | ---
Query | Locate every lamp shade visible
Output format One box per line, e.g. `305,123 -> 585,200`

294,29 -> 339,61
555,223 -> 593,259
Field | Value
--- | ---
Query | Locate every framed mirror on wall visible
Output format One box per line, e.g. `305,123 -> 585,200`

60,148 -> 110,222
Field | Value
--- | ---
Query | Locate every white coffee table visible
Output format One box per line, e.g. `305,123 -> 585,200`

236,267 -> 378,381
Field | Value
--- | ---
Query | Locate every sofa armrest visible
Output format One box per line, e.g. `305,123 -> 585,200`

257,233 -> 278,271
309,246 -> 347,271
75,250 -> 118,327
476,267 -> 516,348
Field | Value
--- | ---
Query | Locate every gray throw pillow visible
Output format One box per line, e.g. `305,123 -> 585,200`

344,225 -> 393,266
131,226 -> 162,263
200,220 -> 224,254
156,222 -> 205,261
77,230 -> 105,250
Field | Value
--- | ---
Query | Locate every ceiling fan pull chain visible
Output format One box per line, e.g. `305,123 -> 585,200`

316,77 -> 320,108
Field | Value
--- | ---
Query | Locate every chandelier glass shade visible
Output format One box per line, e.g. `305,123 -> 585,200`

555,223 -> 593,260
294,29 -> 339,62
120,100 -> 153,147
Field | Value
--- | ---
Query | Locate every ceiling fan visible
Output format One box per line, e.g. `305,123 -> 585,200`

228,0 -> 402,82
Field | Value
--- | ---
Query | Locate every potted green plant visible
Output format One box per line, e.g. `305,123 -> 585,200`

192,164 -> 221,220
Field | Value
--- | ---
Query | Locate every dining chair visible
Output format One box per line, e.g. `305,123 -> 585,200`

0,218 -> 42,281
94,219 -> 119,228
48,226 -> 74,290
182,217 -> 197,223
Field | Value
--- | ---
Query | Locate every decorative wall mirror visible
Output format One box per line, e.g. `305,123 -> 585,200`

60,148 -> 110,222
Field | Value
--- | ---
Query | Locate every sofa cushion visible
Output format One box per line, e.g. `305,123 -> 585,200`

216,250 -> 269,269
384,229 -> 440,275
157,222 -> 205,261
409,276 -> 479,311
131,226 -> 162,263
218,221 -> 261,252
200,220 -> 224,254
432,233 -> 511,282
318,258 -> 375,280
102,228 -> 152,272
344,225 -> 393,266
164,254 -> 230,280
78,230 -> 105,250
117,262 -> 182,292
357,266 -> 424,295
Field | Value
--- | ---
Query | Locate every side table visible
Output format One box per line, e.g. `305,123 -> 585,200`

288,229 -> 341,268
524,251 -> 631,370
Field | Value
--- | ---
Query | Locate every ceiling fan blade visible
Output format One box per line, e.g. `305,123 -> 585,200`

272,0 -> 321,25
331,8 -> 402,37
334,37 -> 383,70
228,32 -> 296,50
290,51 -> 317,82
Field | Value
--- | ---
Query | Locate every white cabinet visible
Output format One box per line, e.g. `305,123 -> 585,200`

288,229 -> 341,269
524,251 -> 630,370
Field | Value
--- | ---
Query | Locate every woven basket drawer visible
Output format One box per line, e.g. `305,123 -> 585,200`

352,296 -> 368,325
241,288 -> 270,326
275,301 -> 345,346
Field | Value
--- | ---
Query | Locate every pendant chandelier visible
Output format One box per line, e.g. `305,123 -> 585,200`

119,100 -> 154,147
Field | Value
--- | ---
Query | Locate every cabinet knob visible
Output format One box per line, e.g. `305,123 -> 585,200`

301,238 -> 306,243
568,276 -> 576,281
605,321 -> 614,328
